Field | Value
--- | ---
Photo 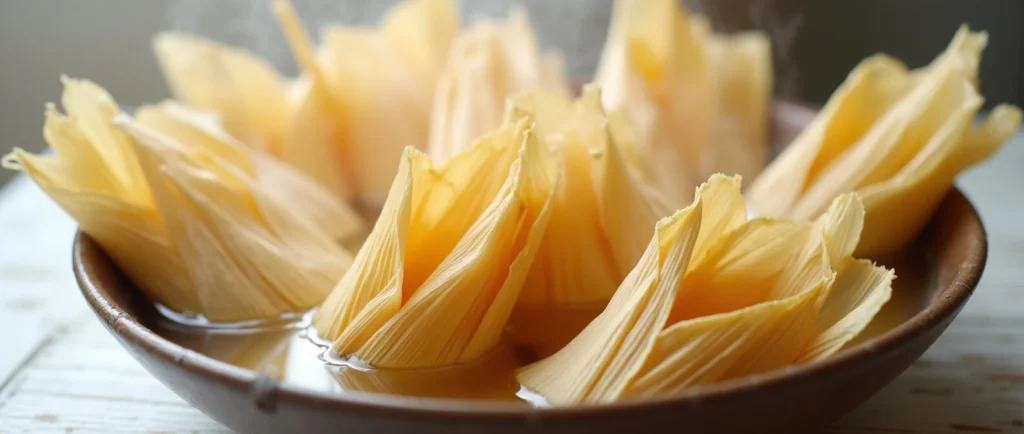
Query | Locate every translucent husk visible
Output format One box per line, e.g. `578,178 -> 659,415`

516,175 -> 893,405
312,0 -> 458,201
747,26 -> 1022,257
133,101 -> 363,242
427,6 -> 570,163
313,118 -> 559,369
154,0 -> 458,205
2,78 -> 352,323
595,0 -> 772,209
503,86 -> 670,310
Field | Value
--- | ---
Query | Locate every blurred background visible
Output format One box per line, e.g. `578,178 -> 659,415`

0,0 -> 1020,186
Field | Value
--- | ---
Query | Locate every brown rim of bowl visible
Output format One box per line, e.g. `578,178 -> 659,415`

72,187 -> 986,420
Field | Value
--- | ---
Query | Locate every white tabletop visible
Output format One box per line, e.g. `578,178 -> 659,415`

1,141 -> 1022,434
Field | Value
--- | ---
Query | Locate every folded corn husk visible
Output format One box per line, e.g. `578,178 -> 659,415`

427,6 -> 569,163
133,101 -> 362,241
516,175 -> 893,405
748,26 -> 1022,257
596,0 -> 772,209
289,0 -> 457,203
2,78 -> 352,323
313,119 -> 558,369
155,0 -> 458,205
504,86 -> 670,310
152,33 -> 290,154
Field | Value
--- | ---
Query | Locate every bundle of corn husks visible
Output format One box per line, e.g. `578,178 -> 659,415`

313,117 -> 558,369
517,175 -> 893,404
747,26 -> 1021,257
155,0 -> 571,210
3,78 -> 352,323
596,0 -> 772,209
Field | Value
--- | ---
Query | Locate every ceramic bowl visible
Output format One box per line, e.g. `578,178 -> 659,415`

72,102 -> 986,434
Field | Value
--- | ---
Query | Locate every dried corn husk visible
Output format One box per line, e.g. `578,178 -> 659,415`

133,101 -> 363,241
2,78 -> 351,323
748,26 -> 1022,257
596,0 -> 771,209
516,175 -> 893,405
427,6 -> 569,163
504,86 -> 670,309
313,119 -> 558,368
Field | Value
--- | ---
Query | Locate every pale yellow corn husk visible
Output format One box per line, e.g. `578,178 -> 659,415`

2,78 -> 351,323
314,0 -> 458,202
503,86 -> 670,310
152,29 -> 352,204
152,32 -> 289,154
517,175 -> 893,405
313,119 -> 558,368
133,101 -> 363,241
120,118 -> 352,321
748,26 -> 1022,257
272,0 -> 365,205
155,0 -> 457,206
595,0 -> 772,209
379,0 -> 459,93
427,6 -> 570,162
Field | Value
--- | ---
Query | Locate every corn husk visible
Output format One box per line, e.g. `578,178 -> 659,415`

2,78 -> 351,323
313,119 -> 558,369
133,101 -> 363,241
154,0 -> 458,205
427,6 -> 569,163
313,0 -> 458,202
596,0 -> 771,209
504,86 -> 670,309
152,32 -> 289,154
747,26 -> 1022,257
516,175 -> 893,405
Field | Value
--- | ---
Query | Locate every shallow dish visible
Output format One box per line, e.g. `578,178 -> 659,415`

72,103 -> 987,434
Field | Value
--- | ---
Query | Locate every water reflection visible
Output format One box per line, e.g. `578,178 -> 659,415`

134,241 -> 934,402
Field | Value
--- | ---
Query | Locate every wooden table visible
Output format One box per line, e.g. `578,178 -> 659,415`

1,142 -> 1022,434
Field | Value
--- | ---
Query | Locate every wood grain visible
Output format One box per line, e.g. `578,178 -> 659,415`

1,141 -> 1022,433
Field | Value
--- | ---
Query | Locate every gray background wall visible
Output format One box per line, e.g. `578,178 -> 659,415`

1,0 -> 1020,186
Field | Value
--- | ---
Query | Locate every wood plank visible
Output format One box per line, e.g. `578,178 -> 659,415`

0,175 -> 82,390
0,321 -> 229,434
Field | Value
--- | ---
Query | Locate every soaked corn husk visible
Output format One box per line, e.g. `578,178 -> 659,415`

516,175 -> 893,405
747,26 -> 1022,257
311,0 -> 456,202
427,6 -> 569,163
313,118 -> 558,369
596,0 -> 771,209
2,78 -> 352,323
503,86 -> 670,310
133,101 -> 363,241
154,0 -> 458,206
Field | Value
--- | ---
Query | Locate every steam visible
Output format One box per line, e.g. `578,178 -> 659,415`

165,0 -> 396,76
163,0 -> 801,95
749,2 -> 803,99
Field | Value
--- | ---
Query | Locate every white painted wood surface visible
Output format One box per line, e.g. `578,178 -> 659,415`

1,141 -> 1022,433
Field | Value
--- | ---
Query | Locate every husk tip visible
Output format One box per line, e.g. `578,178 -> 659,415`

1,149 -> 24,171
